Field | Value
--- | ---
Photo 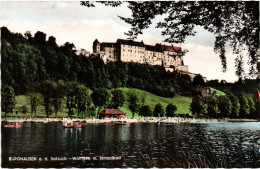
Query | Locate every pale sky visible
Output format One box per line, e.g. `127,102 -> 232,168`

0,1 -> 250,82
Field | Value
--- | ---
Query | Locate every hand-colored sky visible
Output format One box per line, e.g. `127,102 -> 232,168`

1,1 -> 249,82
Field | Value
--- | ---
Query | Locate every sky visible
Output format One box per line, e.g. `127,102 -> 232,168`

0,1 -> 250,82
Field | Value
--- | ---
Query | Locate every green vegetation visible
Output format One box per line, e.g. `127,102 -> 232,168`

2,87 -> 193,119
2,26 -> 193,98
165,104 -> 177,117
119,88 -> 192,117
209,87 -> 226,96
189,92 -> 258,119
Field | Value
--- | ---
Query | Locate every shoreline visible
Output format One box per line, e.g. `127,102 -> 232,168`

1,117 -> 259,124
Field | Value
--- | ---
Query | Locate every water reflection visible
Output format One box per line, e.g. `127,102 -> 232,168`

2,122 -> 260,168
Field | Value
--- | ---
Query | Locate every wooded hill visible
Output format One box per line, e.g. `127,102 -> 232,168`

1,27 -> 192,97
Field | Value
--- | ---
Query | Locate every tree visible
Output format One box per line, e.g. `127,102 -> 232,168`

165,103 -> 177,117
82,1 -> 259,78
192,74 -> 205,86
65,82 -> 78,118
190,96 -> 208,117
238,95 -> 250,118
1,85 -> 16,119
75,84 -> 92,117
153,103 -> 165,117
227,93 -> 240,118
110,89 -> 125,109
27,84 -> 42,118
51,81 -> 66,117
127,90 -> 140,118
38,81 -> 56,117
207,98 -> 220,118
217,96 -> 232,118
91,88 -> 110,118
19,105 -> 28,115
247,97 -> 256,119
139,105 -> 152,117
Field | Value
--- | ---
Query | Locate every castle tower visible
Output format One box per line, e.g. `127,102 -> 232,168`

93,39 -> 101,53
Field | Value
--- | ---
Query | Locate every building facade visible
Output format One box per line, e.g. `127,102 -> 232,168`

93,39 -> 189,73
98,109 -> 127,119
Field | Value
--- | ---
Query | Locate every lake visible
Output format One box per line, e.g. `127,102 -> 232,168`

2,122 -> 260,168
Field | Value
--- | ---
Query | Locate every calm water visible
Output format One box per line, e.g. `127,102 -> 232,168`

2,122 -> 260,168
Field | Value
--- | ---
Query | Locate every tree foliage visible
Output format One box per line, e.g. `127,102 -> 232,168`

110,89 -> 125,109
192,74 -> 205,87
37,81 -> 56,117
139,105 -> 152,117
1,85 -> 16,118
153,103 -> 165,117
127,90 -> 140,118
217,96 -> 232,117
27,84 -> 42,118
51,81 -> 66,117
207,98 -> 220,118
165,103 -> 177,117
227,93 -> 240,118
190,96 -> 208,116
247,97 -> 256,118
238,95 -> 250,118
1,26 -> 190,97
91,88 -> 110,117
75,84 -> 92,117
81,1 -> 259,78
65,82 -> 77,117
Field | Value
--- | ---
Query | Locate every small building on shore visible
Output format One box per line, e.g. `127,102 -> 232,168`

98,109 -> 126,119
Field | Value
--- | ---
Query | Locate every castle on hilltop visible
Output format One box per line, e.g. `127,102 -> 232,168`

92,38 -> 205,81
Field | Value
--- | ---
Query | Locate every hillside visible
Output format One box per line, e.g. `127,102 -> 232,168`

209,87 -> 226,96
119,88 -> 192,117
6,88 -> 192,118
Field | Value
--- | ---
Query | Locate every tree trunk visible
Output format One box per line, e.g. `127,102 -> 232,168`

31,102 -> 34,118
132,111 -> 135,119
34,109 -> 37,118
55,110 -> 58,118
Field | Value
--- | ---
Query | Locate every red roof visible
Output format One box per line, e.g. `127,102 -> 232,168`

155,44 -> 182,52
99,109 -> 126,115
253,90 -> 260,102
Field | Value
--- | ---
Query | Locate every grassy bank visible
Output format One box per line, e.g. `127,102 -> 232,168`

2,88 -> 192,119
209,87 -> 226,96
119,88 -> 192,117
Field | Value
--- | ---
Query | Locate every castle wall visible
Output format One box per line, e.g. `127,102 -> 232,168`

93,39 -> 194,76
